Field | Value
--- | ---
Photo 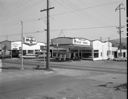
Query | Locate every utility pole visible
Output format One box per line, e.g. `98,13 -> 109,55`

108,37 -> 110,59
108,37 -> 110,51
21,21 -> 24,70
115,3 -> 125,58
40,0 -> 54,70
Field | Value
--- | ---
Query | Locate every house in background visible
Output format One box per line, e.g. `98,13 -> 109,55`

0,40 -> 11,58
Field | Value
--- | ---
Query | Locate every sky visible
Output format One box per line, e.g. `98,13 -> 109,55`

0,0 -> 127,43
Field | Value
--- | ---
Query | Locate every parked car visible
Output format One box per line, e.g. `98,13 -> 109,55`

36,51 -> 51,59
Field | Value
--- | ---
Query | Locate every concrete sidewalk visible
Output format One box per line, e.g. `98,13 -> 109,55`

51,60 -> 127,69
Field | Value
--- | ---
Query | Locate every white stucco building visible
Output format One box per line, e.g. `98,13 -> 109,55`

92,40 -> 113,60
11,40 -> 46,57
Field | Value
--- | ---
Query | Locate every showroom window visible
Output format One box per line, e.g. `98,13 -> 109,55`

94,50 -> 99,58
28,50 -> 34,54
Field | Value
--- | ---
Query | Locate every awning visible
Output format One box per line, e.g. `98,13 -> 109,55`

59,44 -> 92,50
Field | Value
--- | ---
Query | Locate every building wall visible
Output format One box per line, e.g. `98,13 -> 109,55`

111,47 -> 118,59
92,40 -> 113,60
11,41 -> 45,50
51,37 -> 91,46
103,42 -> 113,59
11,41 -> 46,57
117,49 -> 127,58
92,40 -> 103,60
111,47 -> 127,58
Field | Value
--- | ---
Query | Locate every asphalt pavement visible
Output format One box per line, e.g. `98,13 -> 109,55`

0,68 -> 127,99
0,59 -> 127,99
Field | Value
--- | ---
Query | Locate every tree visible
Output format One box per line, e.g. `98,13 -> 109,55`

2,45 -> 7,58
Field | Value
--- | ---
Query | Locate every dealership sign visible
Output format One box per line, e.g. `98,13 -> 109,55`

24,37 -> 37,46
73,38 -> 90,46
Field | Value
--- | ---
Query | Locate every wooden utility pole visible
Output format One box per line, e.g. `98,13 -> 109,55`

21,21 -> 24,70
115,3 -> 125,57
108,37 -> 110,59
40,0 -> 54,70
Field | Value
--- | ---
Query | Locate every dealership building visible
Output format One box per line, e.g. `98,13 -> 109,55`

0,37 -> 46,58
51,37 -> 127,60
0,36 -> 127,60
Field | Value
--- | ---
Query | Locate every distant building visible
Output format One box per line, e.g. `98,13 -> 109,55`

0,40 -> 11,58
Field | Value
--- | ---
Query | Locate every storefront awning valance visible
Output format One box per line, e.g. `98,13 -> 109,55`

58,44 -> 92,49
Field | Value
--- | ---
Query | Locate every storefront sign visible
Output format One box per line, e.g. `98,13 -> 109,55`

73,38 -> 90,46
12,43 -> 19,48
24,37 -> 37,46
11,42 -> 20,50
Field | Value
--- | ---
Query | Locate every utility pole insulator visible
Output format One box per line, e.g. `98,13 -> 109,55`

40,7 -> 54,12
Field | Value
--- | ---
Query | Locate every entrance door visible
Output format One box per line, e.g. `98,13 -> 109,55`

114,51 -> 117,58
12,50 -> 19,58
123,52 -> 125,58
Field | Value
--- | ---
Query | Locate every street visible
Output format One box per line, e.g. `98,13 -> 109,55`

0,60 -> 127,99
2,59 -> 127,74
0,73 -> 77,99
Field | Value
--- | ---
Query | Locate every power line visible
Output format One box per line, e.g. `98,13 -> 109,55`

1,1 -> 124,28
0,0 -> 44,24
0,25 -> 121,37
52,1 -> 121,16
0,30 -> 45,37
56,0 -> 85,18
51,25 -> 117,31
0,25 -> 125,38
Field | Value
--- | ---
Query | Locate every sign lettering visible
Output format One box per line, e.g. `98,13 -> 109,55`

24,37 -> 37,46
73,38 -> 90,46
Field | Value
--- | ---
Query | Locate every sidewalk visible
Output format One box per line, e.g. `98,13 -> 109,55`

51,60 -> 127,69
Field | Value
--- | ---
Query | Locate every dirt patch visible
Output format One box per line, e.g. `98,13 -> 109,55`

98,83 -> 127,92
24,79 -> 127,99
